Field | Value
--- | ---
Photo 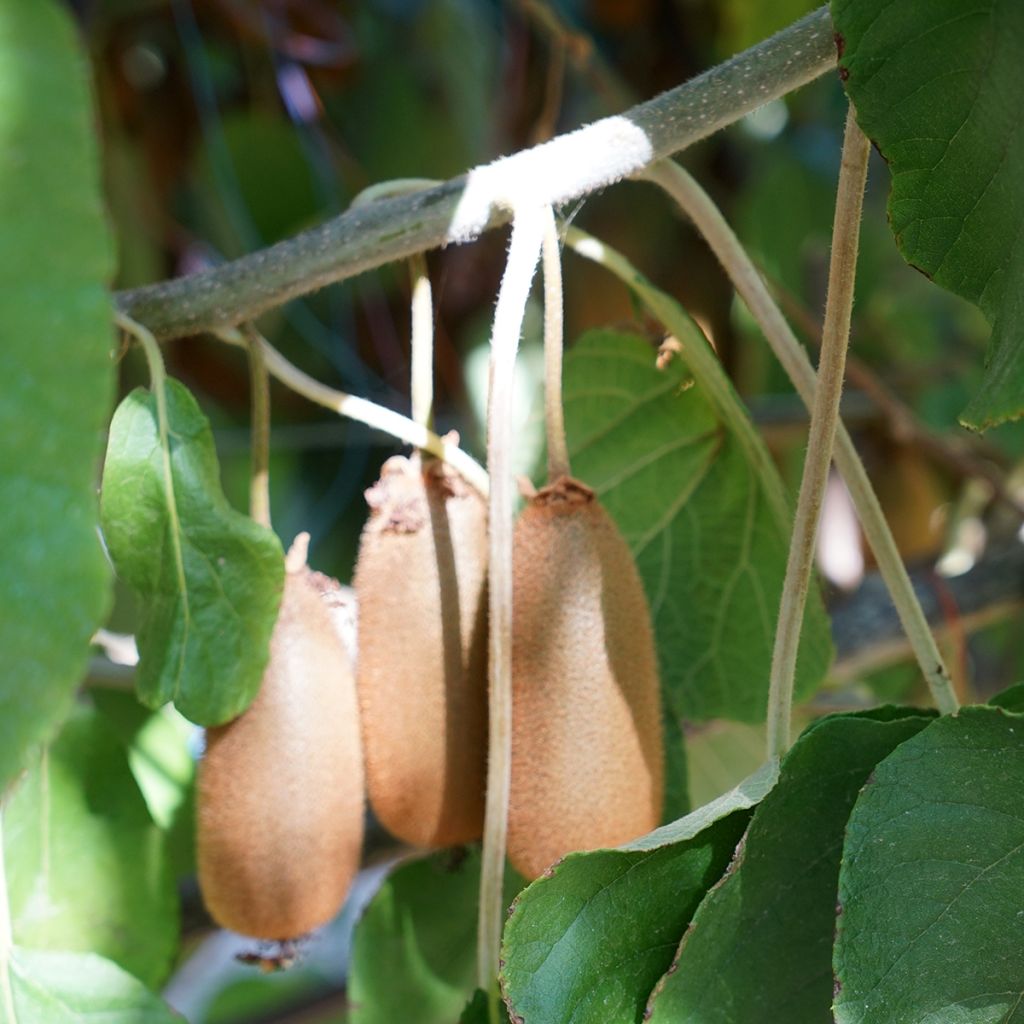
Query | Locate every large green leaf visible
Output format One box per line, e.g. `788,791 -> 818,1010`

1,704 -> 177,989
500,762 -> 776,1024
349,851 -> 523,1024
834,706 -> 1024,1023
0,949 -> 182,1023
833,0 -> 1024,429
501,815 -> 749,1024
100,380 -> 284,725
563,329 -> 832,722
0,0 -> 115,788
646,709 -> 933,1024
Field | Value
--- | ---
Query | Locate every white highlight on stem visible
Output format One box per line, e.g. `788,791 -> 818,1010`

215,327 -> 489,497
477,206 -> 546,1009
409,255 -> 434,433
448,116 -> 654,243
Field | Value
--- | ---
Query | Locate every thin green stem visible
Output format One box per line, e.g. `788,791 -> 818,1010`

477,208 -> 546,1014
242,325 -> 272,529
115,313 -> 191,680
541,206 -> 570,481
408,253 -> 435,434
116,8 -> 835,342
214,326 -> 489,497
641,159 -> 959,718
763,107 -> 870,756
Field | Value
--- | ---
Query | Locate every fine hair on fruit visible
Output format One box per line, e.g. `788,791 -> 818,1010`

197,534 -> 364,940
508,475 -> 664,880
354,452 -> 489,848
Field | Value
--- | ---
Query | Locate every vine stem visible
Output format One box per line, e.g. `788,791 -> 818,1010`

762,107 -> 870,756
116,7 -> 835,341
477,208 -> 546,1016
408,253 -> 434,434
115,313 -> 191,672
243,326 -> 272,528
542,206 -> 571,481
214,326 -> 489,497
641,157 -> 959,719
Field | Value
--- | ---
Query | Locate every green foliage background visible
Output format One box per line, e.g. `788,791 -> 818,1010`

2,1 -> 1024,1022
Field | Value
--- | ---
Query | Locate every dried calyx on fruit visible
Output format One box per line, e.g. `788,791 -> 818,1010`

354,451 -> 489,848
508,475 -> 664,880
197,533 -> 364,941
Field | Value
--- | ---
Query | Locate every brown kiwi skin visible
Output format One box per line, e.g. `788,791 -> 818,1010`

354,453 -> 488,848
197,536 -> 364,941
509,476 -> 664,881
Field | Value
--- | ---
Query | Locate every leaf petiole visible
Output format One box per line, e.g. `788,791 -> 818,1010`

762,106 -> 871,756
114,312 -> 191,696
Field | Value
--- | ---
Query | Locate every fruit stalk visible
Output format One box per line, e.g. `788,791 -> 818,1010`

409,253 -> 434,433
763,106 -> 871,755
477,206 -> 545,1008
214,324 -> 489,496
244,325 -> 271,529
541,207 -> 570,481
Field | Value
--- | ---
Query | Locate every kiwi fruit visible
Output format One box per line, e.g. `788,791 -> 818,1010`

508,476 -> 664,880
197,534 -> 364,940
354,452 -> 488,848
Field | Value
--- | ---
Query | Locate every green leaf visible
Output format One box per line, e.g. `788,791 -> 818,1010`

501,814 -> 749,1024
90,688 -> 197,877
834,706 -> 1024,1023
627,759 -> 779,851
832,0 -> 1024,430
100,380 -> 284,725
989,681 -> 1024,714
349,851 -> 524,1024
646,709 -> 933,1024
500,763 -> 776,1024
89,689 -> 194,831
661,702 -> 690,822
0,949 -> 182,1023
0,0 -> 115,788
1,703 -> 177,989
563,329 -> 832,722
686,720 -> 767,810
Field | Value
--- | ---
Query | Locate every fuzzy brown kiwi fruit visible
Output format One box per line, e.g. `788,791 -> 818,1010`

197,534 -> 364,940
354,452 -> 488,848
508,476 -> 664,880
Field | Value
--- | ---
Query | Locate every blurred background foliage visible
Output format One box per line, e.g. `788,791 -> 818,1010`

73,0 -> 1024,1019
